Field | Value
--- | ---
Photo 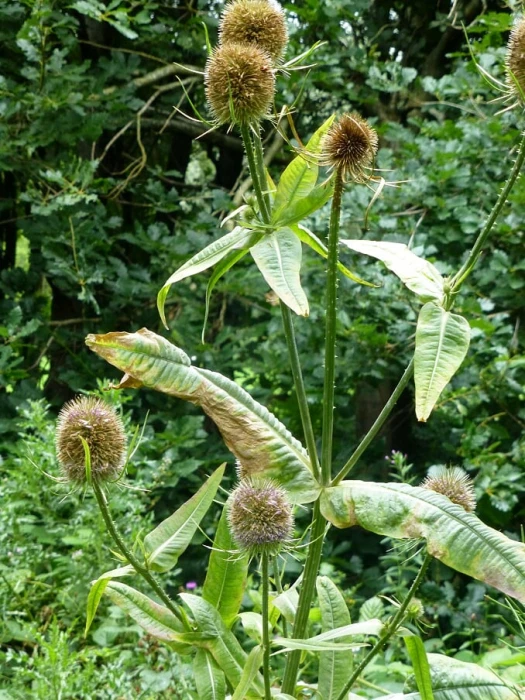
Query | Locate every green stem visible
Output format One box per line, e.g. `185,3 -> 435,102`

332,357 -> 415,486
450,132 -> 525,294
281,500 -> 326,694
320,168 -> 344,486
261,551 -> 272,700
240,123 -> 270,222
335,553 -> 432,700
272,557 -> 288,638
92,481 -> 183,622
253,126 -> 272,219
280,303 -> 321,480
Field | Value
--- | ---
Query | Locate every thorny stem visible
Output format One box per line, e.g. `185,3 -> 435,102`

281,500 -> 326,694
241,124 -> 320,477
272,557 -> 288,638
321,168 -> 343,486
332,357 -> 415,485
92,480 -> 183,622
335,553 -> 432,700
450,131 -> 525,297
261,551 -> 272,700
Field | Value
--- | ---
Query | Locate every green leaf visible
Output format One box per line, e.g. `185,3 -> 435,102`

272,638 -> 369,653
85,565 -> 133,637
194,650 -> 226,700
203,248 -> 249,342
231,645 -> 264,700
104,582 -> 188,643
180,593 -> 265,695
414,302 -> 470,422
271,115 -> 335,223
271,575 -> 302,624
317,576 -> 354,700
375,653 -> 521,699
143,464 -> 224,573
293,224 -> 373,287
202,502 -> 249,627
272,180 -> 333,228
250,228 -> 309,316
321,481 -> 525,603
340,240 -> 444,302
404,635 -> 435,700
157,226 -> 260,328
273,619 -> 381,654
86,329 -> 319,504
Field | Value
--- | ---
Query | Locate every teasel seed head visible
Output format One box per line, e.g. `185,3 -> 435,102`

406,597 -> 425,620
56,396 -> 127,484
205,42 -> 275,126
219,0 -> 288,63
421,466 -> 476,512
228,478 -> 294,556
320,112 -> 378,182
506,17 -> 525,102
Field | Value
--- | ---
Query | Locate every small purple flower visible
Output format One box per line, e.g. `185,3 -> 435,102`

185,581 -> 197,590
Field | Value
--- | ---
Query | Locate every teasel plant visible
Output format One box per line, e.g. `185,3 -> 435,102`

58,2 -> 525,698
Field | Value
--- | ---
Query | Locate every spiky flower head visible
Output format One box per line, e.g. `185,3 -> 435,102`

506,16 -> 525,102
228,478 -> 294,556
56,396 -> 127,484
205,42 -> 275,126
421,466 -> 476,512
219,0 -> 288,63
320,112 -> 378,182
406,597 -> 425,620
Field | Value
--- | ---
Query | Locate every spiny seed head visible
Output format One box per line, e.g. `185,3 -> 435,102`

320,112 -> 378,182
55,396 -> 127,484
406,597 -> 425,620
219,0 -> 288,63
205,42 -> 275,126
421,466 -> 476,512
228,478 -> 294,556
506,17 -> 525,102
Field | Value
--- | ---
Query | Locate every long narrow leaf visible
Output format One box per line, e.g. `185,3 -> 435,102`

194,649 -> 226,700
86,329 -> 319,503
143,464 -> 224,573
85,565 -> 133,636
321,481 -> 525,603
404,635 -> 434,700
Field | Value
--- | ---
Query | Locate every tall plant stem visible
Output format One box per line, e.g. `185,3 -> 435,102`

321,168 -> 343,486
451,132 -> 525,294
281,501 -> 326,694
92,481 -> 183,621
240,124 -> 320,477
332,357 -> 415,486
335,553 -> 432,700
261,551 -> 272,700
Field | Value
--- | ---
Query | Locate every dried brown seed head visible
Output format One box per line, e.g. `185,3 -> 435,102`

220,0 -> 288,62
320,112 -> 378,182
228,478 -> 294,556
205,42 -> 275,126
421,466 -> 476,512
56,396 -> 127,483
506,17 -> 525,101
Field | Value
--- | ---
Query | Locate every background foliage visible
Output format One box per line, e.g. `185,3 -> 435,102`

1,0 -> 524,696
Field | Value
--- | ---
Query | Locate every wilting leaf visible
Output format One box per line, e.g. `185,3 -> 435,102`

86,329 -> 319,503
202,502 -> 249,627
414,302 -> 470,422
143,464 -> 224,573
317,576 -> 354,700
321,481 -> 525,603
341,240 -> 444,303
251,228 -> 309,316
375,653 -> 521,699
